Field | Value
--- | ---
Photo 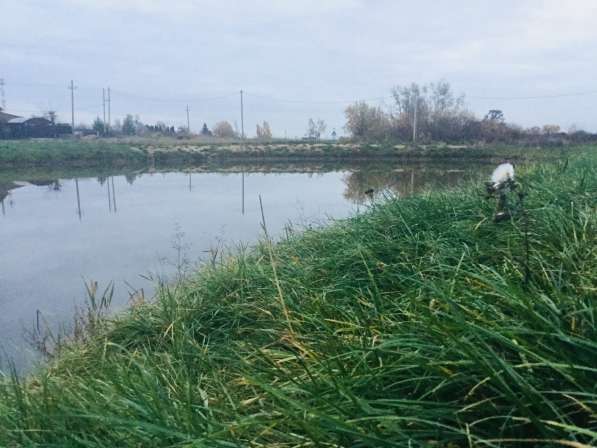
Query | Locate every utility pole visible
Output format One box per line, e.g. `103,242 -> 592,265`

240,89 -> 245,140
412,93 -> 418,143
107,87 -> 111,131
186,104 -> 190,133
102,88 -> 106,132
68,80 -> 77,133
0,78 -> 5,110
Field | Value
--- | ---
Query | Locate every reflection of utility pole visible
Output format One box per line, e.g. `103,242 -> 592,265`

75,178 -> 82,220
1,197 -> 5,216
410,170 -> 415,195
107,178 -> 112,212
111,177 -> 117,213
188,173 -> 192,192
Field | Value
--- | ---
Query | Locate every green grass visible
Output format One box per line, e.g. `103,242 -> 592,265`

0,139 -> 147,167
0,153 -> 596,447
1,138 -> 594,169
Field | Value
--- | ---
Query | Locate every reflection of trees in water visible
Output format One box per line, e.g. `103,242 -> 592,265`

343,167 -> 478,203
125,173 -> 138,185
0,184 -> 15,216
0,189 -> 8,215
0,184 -> 11,203
98,173 -> 137,186
26,179 -> 62,191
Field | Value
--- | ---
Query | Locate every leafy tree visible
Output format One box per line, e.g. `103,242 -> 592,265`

122,114 -> 136,135
200,123 -> 212,136
92,117 -> 105,135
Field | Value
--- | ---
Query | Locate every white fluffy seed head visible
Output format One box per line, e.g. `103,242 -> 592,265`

491,163 -> 515,187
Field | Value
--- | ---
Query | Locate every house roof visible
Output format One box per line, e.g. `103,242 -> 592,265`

0,111 -> 21,123
7,117 -> 52,125
7,117 -> 29,124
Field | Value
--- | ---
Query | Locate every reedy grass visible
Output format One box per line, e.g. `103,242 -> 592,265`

0,154 -> 595,447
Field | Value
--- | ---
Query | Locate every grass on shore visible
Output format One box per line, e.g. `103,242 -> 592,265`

0,139 -> 147,167
1,138 -> 594,169
0,154 -> 596,447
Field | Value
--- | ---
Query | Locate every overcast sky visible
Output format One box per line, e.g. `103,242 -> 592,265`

2,0 -> 597,136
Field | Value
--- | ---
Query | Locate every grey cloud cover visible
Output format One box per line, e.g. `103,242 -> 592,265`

2,0 -> 597,135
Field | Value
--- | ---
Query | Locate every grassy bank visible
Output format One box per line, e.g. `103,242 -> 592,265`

0,139 -> 147,168
0,154 -> 596,446
1,138 -> 593,169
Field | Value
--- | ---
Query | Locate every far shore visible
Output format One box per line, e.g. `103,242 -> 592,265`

0,137 -> 590,169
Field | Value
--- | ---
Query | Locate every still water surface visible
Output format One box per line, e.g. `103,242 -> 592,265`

0,163 -> 482,372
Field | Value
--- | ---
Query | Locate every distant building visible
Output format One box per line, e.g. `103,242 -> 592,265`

0,109 -> 20,123
0,113 -> 72,139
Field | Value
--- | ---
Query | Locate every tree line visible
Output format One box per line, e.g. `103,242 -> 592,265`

344,80 -> 597,145
86,116 -> 332,140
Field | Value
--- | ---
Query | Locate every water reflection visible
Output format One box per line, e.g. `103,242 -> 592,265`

0,163 -> 483,221
0,161 -> 487,373
342,167 -> 473,203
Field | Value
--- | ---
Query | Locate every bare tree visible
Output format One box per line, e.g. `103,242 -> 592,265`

257,121 -> 272,139
306,118 -> 327,139
485,110 -> 505,122
213,121 -> 236,138
345,102 -> 391,140
542,124 -> 561,135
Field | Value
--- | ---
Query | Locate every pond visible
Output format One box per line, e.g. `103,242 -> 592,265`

0,162 -> 486,372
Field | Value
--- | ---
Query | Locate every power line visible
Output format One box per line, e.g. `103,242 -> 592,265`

5,76 -> 597,102
108,89 -> 237,104
468,90 -> 597,101
244,91 -> 391,105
